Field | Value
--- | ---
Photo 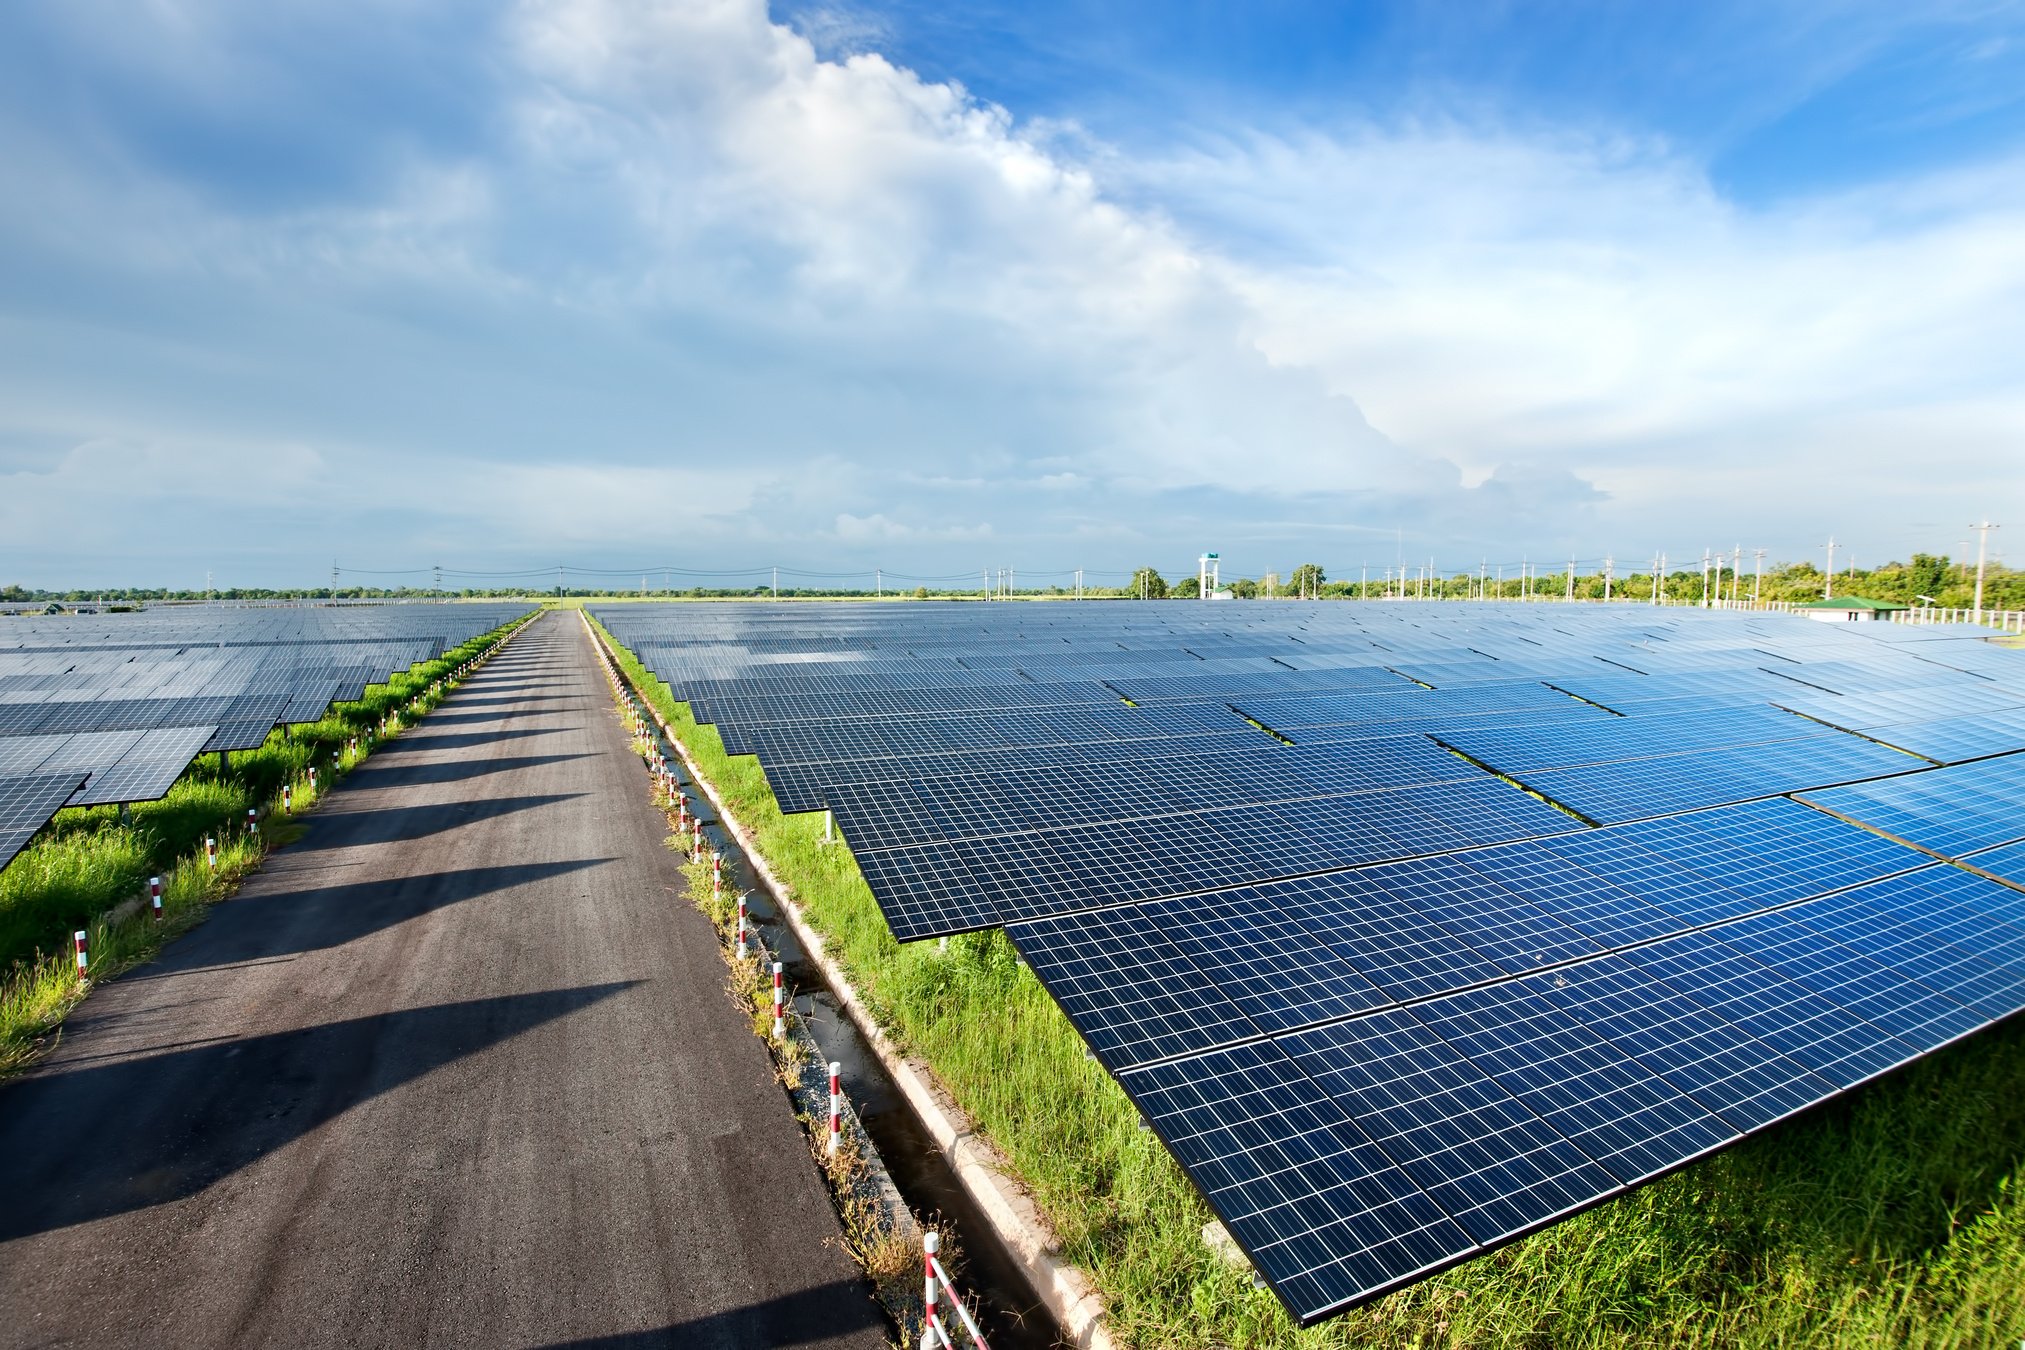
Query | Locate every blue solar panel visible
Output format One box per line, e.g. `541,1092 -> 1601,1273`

590,600 -> 2025,1323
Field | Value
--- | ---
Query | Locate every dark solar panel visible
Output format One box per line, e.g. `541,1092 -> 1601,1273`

589,599 -> 2025,1322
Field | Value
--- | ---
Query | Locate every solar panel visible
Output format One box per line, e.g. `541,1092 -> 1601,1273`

589,599 -> 2025,1322
0,603 -> 532,849
0,772 -> 89,869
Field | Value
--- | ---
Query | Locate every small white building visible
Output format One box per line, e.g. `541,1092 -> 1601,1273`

1797,597 -> 1908,623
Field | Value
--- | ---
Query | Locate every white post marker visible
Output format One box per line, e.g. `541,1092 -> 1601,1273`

771,962 -> 786,1041
924,1229 -> 992,1349
73,930 -> 88,983
149,875 -> 162,921
282,784 -> 293,815
736,895 -> 749,959
246,807 -> 258,838
828,1061 -> 843,1156
308,766 -> 318,792
205,836 -> 218,870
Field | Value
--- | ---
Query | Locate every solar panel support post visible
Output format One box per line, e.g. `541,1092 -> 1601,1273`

823,809 -> 834,845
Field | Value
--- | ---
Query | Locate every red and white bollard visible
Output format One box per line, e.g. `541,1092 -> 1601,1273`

282,784 -> 293,815
149,875 -> 162,921
924,1231 -> 940,1338
735,894 -> 749,959
691,815 -> 704,854
205,836 -> 218,870
246,807 -> 259,838
828,1061 -> 843,1156
308,766 -> 318,792
73,930 -> 88,983
771,962 -> 785,1041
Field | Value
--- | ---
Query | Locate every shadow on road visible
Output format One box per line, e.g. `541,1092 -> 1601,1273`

397,726 -> 573,751
152,859 -> 620,969
0,983 -> 639,1242
529,1278 -> 888,1349
344,754 -> 594,789
294,793 -> 589,851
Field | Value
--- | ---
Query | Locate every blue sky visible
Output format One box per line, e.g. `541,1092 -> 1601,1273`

2,0 -> 2022,589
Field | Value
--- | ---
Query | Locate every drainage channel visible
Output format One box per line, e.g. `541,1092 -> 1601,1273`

664,751 -> 1063,1350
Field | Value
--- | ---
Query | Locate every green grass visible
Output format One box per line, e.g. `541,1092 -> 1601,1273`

0,612 -> 536,1072
593,615 -> 2025,1350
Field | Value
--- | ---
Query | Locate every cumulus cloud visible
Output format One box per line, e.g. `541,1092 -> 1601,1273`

0,0 -> 2019,585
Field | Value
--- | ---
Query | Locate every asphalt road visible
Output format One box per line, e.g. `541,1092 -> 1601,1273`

0,611 -> 886,1349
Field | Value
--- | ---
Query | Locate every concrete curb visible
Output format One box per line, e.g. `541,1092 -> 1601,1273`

584,614 -> 1116,1350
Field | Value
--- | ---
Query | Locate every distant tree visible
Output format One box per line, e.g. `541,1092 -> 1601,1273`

1231,577 -> 1259,599
1289,563 -> 1325,598
1906,553 -> 1949,602
1171,575 -> 1202,599
914,586 -> 929,600
1130,567 -> 1169,599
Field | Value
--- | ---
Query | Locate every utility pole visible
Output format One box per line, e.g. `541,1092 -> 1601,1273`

1700,548 -> 1711,608
1731,545 -> 1742,606
433,564 -> 442,595
1566,557 -> 1575,602
1972,520 -> 1999,621
1753,548 -> 1766,604
1823,538 -> 1837,599
772,565 -> 778,600
330,560 -> 338,603
556,563 -> 562,600
1603,555 -> 1613,602
876,567 -> 882,598
1652,552 -> 1665,605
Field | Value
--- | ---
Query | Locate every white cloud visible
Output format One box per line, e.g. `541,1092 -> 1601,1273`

0,0 -> 2020,585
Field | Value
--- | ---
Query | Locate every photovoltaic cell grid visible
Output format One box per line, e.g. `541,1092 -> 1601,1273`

591,600 -> 2025,1322
0,603 -> 532,869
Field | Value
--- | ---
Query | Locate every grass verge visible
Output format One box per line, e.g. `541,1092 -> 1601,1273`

591,615 -> 2024,1350
0,611 -> 536,1073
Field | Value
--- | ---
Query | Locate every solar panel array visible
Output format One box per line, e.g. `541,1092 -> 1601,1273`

593,599 -> 2025,1322
0,603 -> 532,868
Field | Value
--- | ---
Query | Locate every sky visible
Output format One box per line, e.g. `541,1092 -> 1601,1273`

2,0 -> 2022,590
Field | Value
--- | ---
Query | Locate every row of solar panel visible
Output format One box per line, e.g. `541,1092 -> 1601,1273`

1011,802 -> 2024,1320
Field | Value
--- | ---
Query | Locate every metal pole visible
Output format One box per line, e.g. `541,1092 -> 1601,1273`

1824,538 -> 1836,599
1753,548 -> 1765,604
1972,520 -> 1998,622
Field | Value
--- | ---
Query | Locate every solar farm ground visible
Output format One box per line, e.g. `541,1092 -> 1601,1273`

0,613 -> 884,1349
